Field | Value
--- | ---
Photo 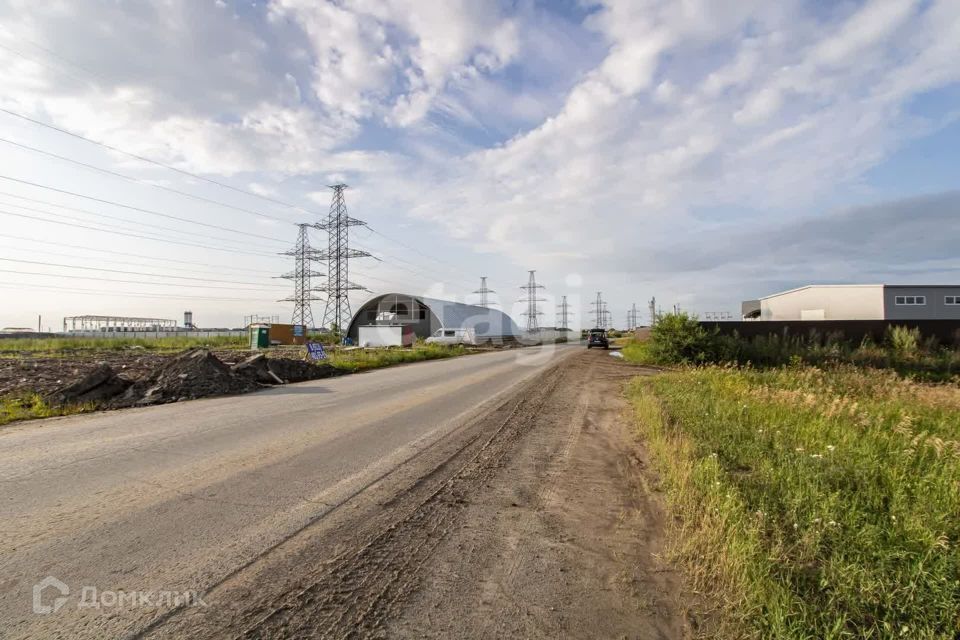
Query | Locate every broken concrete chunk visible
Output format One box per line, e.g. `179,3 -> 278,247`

46,364 -> 132,406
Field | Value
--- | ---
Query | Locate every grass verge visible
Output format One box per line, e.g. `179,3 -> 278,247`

0,335 -> 248,355
328,343 -> 469,372
0,394 -> 93,427
627,364 -> 960,638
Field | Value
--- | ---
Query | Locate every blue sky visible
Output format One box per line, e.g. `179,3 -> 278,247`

0,0 -> 958,330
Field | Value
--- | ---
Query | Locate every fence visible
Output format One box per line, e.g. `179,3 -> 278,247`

56,330 -> 247,340
700,320 -> 960,345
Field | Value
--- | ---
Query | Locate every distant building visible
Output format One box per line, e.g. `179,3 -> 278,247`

347,292 -> 521,343
741,285 -> 960,321
0,327 -> 34,334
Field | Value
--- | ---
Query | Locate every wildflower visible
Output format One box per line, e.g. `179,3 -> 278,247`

810,454 -> 823,460
828,520 -> 838,527
757,429 -> 764,434
826,445 -> 835,452
795,447 -> 805,452
812,518 -> 821,524
891,515 -> 897,521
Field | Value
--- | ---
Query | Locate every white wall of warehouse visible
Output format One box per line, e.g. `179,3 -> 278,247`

760,285 -> 885,320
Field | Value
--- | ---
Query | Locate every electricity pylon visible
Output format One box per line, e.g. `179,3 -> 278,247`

473,276 -> 496,308
519,270 -> 545,331
557,295 -> 571,330
317,184 -> 370,336
590,291 -> 609,329
279,223 -> 325,328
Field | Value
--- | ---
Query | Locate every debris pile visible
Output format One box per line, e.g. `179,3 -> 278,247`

112,349 -> 260,407
42,349 -> 341,410
45,363 -> 131,406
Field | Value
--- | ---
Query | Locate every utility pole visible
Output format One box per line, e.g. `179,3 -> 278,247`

280,223 -> 325,328
556,295 -> 571,330
317,184 -> 370,336
519,270 -> 545,331
473,276 -> 496,308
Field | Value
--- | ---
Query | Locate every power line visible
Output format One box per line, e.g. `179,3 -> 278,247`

0,268 -> 284,291
0,135 -> 299,227
0,242 -> 279,279
0,106 -> 316,216
0,232 -> 278,274
363,225 -> 477,281
0,194 -> 279,252
0,257 -> 287,288
0,208 -> 283,258
0,175 -> 289,242
0,282 -> 279,303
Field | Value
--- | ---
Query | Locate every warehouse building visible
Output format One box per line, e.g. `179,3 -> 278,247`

742,285 -> 960,320
346,293 -> 521,344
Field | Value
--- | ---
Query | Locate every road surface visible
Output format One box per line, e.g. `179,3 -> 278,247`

1,345 -> 689,639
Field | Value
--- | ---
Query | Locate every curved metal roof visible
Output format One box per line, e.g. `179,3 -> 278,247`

348,292 -> 521,338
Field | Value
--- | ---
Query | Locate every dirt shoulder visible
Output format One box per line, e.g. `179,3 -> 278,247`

385,350 -> 691,639
144,349 -> 691,639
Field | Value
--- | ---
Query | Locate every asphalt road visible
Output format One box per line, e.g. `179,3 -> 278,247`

1,344 -> 577,639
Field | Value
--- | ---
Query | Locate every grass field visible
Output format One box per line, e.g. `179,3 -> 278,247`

0,335 -> 248,354
628,364 -> 960,638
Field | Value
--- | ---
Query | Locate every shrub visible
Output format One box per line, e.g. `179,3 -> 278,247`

647,313 -> 719,364
887,325 -> 920,357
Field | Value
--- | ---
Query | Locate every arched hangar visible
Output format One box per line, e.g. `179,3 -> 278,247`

346,293 -> 521,344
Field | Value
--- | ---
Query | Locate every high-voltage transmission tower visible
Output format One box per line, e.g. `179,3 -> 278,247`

556,295 -> 572,330
627,302 -> 640,330
473,276 -> 496,308
280,223 -> 325,328
317,184 -> 370,335
519,270 -> 546,331
590,291 -> 609,329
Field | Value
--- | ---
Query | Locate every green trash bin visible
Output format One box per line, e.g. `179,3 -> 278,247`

249,325 -> 270,349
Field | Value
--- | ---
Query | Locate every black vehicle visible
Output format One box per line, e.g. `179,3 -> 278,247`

586,328 -> 609,349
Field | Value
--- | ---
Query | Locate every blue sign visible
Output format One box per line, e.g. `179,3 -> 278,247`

306,341 -> 327,360
293,324 -> 305,337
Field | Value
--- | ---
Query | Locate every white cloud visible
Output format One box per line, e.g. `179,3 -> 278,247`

1,0 -> 959,326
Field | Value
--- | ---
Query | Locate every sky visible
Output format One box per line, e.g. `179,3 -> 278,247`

0,0 -> 958,331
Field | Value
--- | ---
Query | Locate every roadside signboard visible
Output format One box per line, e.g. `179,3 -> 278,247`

306,341 -> 327,360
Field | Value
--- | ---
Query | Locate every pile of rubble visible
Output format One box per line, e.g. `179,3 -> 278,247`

45,349 -> 339,409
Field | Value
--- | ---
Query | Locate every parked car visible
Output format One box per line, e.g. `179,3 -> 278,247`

586,328 -> 609,349
425,327 -> 477,346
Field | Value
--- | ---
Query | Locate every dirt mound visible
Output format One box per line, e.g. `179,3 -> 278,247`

232,353 -> 339,384
265,357 -> 339,383
112,349 -> 259,408
45,363 -> 132,406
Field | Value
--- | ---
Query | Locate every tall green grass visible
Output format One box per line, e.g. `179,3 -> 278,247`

0,394 -> 93,427
628,365 -> 960,638
620,314 -> 960,381
0,335 -> 248,354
